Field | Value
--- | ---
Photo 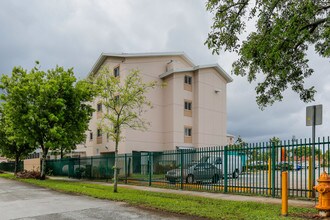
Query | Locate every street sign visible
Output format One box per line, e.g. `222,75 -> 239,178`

306,104 -> 323,198
306,105 -> 322,126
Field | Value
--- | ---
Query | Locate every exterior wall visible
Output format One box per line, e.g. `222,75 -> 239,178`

24,158 -> 41,172
195,68 -> 227,147
77,54 -> 230,156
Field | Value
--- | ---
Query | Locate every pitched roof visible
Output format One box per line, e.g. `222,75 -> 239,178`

159,64 -> 233,83
88,52 -> 233,83
88,52 -> 195,76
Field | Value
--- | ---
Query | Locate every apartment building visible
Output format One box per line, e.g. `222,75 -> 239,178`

76,52 -> 232,156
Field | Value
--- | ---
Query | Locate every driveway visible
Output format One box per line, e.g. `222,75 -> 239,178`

0,178 -> 193,220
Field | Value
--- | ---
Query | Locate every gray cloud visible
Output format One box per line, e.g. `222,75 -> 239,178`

0,0 -> 328,144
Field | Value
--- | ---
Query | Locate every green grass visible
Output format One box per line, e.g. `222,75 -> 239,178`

0,173 -> 317,220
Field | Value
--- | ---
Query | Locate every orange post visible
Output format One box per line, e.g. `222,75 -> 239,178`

282,171 -> 288,216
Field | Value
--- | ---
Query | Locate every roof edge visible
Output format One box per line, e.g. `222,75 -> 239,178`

88,52 -> 196,76
159,64 -> 233,83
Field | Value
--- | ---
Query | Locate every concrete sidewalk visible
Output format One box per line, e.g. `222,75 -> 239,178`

49,176 -> 316,208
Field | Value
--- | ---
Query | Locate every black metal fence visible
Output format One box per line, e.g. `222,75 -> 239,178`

46,137 -> 330,199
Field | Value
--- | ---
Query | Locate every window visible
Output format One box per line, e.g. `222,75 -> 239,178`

184,101 -> 192,110
184,127 -> 192,143
97,103 -> 102,112
184,100 -> 192,117
184,127 -> 192,137
90,132 -> 93,140
184,75 -> 192,92
97,129 -> 102,137
184,75 -> 192,85
114,66 -> 120,77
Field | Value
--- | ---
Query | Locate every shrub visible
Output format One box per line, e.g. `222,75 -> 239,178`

16,170 -> 41,179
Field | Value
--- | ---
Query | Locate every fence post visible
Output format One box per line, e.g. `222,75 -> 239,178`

180,149 -> 184,190
268,158 -> 271,195
271,142 -> 276,197
224,145 -> 228,193
125,153 -> 127,184
148,152 -> 152,186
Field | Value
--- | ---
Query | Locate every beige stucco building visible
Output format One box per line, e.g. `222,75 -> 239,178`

76,52 -> 232,156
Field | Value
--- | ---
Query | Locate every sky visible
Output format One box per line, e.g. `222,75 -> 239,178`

0,0 -> 329,143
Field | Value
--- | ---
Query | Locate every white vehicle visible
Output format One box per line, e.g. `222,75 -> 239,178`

200,155 -> 242,178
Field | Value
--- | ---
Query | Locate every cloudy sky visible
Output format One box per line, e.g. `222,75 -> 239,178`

0,0 -> 329,143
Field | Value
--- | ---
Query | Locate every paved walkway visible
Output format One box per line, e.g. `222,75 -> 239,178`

50,176 -> 316,208
0,178 -> 192,220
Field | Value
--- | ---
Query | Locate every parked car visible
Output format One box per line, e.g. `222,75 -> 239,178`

200,155 -> 242,178
301,162 -> 319,169
165,162 -> 222,184
293,162 -> 302,171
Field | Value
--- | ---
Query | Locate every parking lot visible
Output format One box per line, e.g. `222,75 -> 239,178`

152,167 -> 326,198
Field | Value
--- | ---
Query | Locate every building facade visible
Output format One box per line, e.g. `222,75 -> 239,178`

76,52 -> 232,156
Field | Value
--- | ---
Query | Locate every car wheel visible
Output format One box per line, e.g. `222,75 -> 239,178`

232,170 -> 239,179
186,174 -> 194,184
212,174 -> 219,183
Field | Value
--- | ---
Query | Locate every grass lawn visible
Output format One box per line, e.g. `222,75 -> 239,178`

0,173 -> 317,220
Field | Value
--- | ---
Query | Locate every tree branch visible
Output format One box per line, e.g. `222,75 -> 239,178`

217,0 -> 250,13
300,18 -> 328,32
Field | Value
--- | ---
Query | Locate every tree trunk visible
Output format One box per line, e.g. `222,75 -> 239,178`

113,139 -> 119,193
60,147 -> 64,159
40,148 -> 48,180
14,155 -> 19,175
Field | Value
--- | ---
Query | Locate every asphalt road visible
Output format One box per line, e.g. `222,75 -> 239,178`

0,178 -> 192,220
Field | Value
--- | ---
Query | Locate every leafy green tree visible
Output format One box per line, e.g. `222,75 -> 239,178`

236,135 -> 247,146
94,68 -> 157,193
269,137 -> 281,145
0,109 -> 34,174
0,63 -> 95,179
292,146 -> 321,158
206,0 -> 329,108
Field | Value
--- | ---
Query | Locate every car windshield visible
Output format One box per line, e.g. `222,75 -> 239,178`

177,163 -> 196,169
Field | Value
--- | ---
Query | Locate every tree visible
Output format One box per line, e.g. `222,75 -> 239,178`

94,68 -> 157,193
206,0 -> 329,108
235,135 -> 247,147
292,146 -> 321,158
0,63 -> 95,179
0,109 -> 34,174
269,137 -> 281,145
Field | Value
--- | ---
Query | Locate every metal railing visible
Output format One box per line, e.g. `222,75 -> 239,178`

45,137 -> 330,199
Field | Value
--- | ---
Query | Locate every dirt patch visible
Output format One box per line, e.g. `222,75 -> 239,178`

290,212 -> 325,219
